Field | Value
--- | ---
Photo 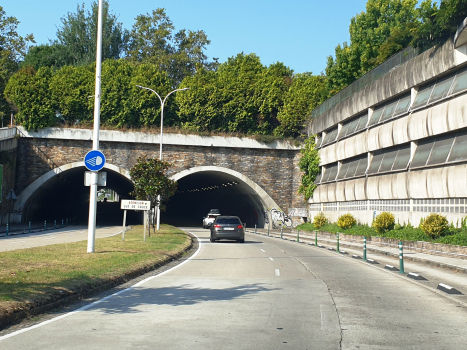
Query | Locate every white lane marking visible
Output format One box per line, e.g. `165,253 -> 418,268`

275,269 -> 280,276
10,241 -> 27,244
260,249 -> 266,253
321,310 -> 325,330
67,234 -> 75,236
269,257 -> 274,261
44,237 -> 55,240
0,230 -> 202,341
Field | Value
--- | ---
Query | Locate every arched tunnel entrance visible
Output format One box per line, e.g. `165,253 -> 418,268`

19,164 -> 140,226
163,168 -> 270,228
18,165 -> 277,229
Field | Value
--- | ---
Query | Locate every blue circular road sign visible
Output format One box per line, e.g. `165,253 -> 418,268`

84,150 -> 106,171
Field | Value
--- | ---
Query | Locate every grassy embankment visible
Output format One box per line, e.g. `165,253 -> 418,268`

297,222 -> 467,246
0,224 -> 191,319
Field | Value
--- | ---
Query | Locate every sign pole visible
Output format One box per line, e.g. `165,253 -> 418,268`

144,211 -> 147,242
122,209 -> 127,241
87,0 -> 103,253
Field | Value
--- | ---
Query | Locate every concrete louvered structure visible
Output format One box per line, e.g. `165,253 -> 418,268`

307,22 -> 467,226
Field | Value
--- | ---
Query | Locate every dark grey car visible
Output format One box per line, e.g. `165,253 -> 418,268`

210,216 -> 245,243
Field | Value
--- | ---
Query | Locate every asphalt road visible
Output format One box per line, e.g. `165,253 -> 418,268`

1,228 -> 467,349
0,225 -> 124,251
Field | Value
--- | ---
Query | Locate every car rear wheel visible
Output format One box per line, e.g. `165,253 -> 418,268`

210,238 -> 215,242
238,239 -> 244,243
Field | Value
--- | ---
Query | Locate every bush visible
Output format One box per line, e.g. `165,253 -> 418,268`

373,212 -> 395,233
337,213 -> 356,230
420,213 -> 449,238
313,212 -> 327,229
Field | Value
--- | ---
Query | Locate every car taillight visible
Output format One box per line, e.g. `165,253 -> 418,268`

237,225 -> 243,229
214,224 -> 221,228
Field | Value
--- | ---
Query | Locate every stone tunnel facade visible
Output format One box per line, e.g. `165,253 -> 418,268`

16,127 -> 304,216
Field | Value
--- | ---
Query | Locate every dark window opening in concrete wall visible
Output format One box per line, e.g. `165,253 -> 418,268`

337,154 -> 367,180
338,113 -> 368,140
411,129 -> 467,168
412,66 -> 467,111
316,134 -> 322,147
321,163 -> 338,183
368,93 -> 411,127
368,144 -> 411,175
314,171 -> 322,184
322,127 -> 338,146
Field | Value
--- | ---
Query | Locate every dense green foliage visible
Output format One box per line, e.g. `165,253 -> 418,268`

0,6 -> 34,118
373,211 -> 395,233
129,156 -> 177,212
6,60 -> 174,129
337,213 -> 357,230
326,0 -> 467,95
298,217 -> 467,246
420,213 -> 449,238
298,136 -> 320,200
313,212 -> 327,229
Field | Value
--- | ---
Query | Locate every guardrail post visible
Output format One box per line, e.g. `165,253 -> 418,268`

44,220 -> 47,231
6,223 -> 9,236
54,220 -> 56,229
280,226 -> 283,239
337,232 -> 340,253
62,219 -> 64,227
297,229 -> 300,242
399,242 -> 405,274
267,226 -> 270,236
254,224 -> 257,234
29,221 -> 31,234
363,236 -> 367,261
315,230 -> 318,246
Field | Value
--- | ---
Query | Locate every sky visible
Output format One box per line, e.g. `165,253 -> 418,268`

4,0 -> 369,75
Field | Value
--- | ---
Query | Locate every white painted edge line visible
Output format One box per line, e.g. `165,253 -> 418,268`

0,230 -> 202,341
275,269 -> 280,276
269,257 -> 274,261
9,241 -> 27,244
260,249 -> 266,253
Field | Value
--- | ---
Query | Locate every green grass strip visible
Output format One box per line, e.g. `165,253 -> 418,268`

0,224 -> 191,318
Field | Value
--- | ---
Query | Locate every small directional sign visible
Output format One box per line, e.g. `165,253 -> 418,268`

84,150 -> 106,171
121,200 -> 151,211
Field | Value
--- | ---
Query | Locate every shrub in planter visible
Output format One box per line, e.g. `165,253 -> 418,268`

337,213 -> 356,230
373,212 -> 395,233
313,212 -> 327,229
420,213 -> 449,238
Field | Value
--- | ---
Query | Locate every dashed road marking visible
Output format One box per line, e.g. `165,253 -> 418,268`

269,257 -> 274,261
275,269 -> 280,276
260,249 -> 266,253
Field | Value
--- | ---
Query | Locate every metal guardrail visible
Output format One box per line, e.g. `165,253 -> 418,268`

0,127 -> 16,140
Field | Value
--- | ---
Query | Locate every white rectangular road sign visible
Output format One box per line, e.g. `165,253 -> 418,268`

120,199 -> 151,211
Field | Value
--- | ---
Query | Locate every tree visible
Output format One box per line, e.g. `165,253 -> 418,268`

298,136 -> 320,200
129,156 -> 177,231
4,66 -> 56,130
325,0 -> 419,94
412,0 -> 467,52
177,53 -> 293,135
0,6 -> 35,117
48,0 -> 128,67
275,73 -> 328,137
127,8 -> 215,87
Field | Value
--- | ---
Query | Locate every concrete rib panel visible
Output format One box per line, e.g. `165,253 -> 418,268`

447,164 -> 467,198
378,123 -> 395,149
408,110 -> 429,141
354,178 -> 367,200
343,179 -> 356,201
327,182 -> 337,202
392,172 -> 409,199
408,170 -> 429,198
392,116 -> 410,145
367,127 -> 381,152
366,176 -> 380,200
378,174 -> 394,199
427,167 -> 448,198
336,181 -> 346,202
447,95 -> 467,131
428,103 -> 449,136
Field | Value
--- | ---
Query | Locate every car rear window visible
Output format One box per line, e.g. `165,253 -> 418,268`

216,218 -> 241,224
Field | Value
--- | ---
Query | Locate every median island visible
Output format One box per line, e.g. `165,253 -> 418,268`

0,225 -> 192,329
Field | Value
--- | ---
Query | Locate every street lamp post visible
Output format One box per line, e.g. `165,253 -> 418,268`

136,85 -> 189,230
